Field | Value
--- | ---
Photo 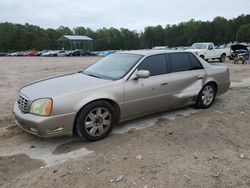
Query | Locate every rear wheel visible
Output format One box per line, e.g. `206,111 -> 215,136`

200,55 -> 205,59
219,54 -> 226,62
75,101 -> 116,141
195,84 -> 216,108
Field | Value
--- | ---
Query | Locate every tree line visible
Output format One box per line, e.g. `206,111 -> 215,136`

0,14 -> 249,52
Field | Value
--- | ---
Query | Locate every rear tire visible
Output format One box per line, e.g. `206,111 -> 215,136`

75,101 -> 116,141
195,83 -> 216,108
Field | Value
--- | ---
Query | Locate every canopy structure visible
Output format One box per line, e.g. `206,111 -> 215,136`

57,35 -> 94,51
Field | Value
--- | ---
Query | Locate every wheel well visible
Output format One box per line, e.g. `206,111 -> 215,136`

200,55 -> 204,58
206,81 -> 218,93
221,53 -> 226,57
72,99 -> 121,135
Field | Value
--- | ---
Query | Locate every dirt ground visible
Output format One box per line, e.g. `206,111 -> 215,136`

0,57 -> 250,188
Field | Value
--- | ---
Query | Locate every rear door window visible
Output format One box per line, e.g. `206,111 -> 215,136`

138,54 -> 167,76
169,52 -> 203,72
208,43 -> 213,50
169,52 -> 191,72
189,53 -> 203,70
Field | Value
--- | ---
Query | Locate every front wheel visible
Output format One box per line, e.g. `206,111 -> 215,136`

75,101 -> 116,141
195,84 -> 216,108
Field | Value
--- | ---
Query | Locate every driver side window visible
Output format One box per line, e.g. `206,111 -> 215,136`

137,54 -> 167,76
208,44 -> 213,50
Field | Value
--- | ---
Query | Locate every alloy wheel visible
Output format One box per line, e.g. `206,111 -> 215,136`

201,85 -> 214,106
84,107 -> 111,137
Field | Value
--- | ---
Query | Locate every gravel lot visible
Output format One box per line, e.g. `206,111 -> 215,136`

0,57 -> 250,188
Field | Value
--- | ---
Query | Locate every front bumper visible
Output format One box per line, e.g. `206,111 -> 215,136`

13,102 -> 75,137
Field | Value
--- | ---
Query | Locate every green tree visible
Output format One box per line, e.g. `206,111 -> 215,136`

0,14 -> 250,52
237,23 -> 250,42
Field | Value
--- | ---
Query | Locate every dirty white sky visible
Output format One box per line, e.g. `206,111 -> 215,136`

0,0 -> 249,30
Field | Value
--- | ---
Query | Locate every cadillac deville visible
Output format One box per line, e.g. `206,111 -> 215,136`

13,50 -> 230,141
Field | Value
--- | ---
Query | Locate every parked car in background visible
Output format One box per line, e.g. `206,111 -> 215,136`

0,52 -> 6,56
13,50 -> 230,141
49,50 -> 61,56
66,49 -> 84,56
11,51 -> 18,56
41,50 -> 54,57
97,50 -> 113,57
16,51 -> 24,56
25,51 -> 38,56
186,42 -> 230,62
56,50 -> 68,57
37,50 -> 49,56
152,46 -> 169,50
229,44 -> 249,63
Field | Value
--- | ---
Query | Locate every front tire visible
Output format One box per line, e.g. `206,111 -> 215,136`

75,101 -> 116,141
195,84 -> 216,108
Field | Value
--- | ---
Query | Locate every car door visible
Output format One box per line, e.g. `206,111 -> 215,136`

123,54 -> 173,119
206,43 -> 215,59
165,52 -> 206,106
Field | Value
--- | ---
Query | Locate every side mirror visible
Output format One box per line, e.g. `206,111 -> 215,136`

135,70 -> 150,79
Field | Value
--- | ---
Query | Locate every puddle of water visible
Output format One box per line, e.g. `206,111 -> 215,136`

231,78 -> 250,88
114,107 -> 200,134
0,137 -> 93,167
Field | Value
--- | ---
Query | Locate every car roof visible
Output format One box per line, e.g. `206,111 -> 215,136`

118,49 -> 188,56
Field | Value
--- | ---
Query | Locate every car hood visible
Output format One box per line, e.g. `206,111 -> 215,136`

231,44 -> 248,52
20,73 -> 112,100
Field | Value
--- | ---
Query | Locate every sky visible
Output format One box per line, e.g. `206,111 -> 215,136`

0,0 -> 249,31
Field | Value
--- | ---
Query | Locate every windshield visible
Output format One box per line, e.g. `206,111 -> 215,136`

191,43 -> 207,49
83,53 -> 143,80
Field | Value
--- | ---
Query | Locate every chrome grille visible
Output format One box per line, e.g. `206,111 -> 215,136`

17,93 -> 30,112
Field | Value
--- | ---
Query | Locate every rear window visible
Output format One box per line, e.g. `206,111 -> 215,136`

169,52 -> 203,72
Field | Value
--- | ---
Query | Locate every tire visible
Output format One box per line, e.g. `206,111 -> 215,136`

219,54 -> 226,62
195,83 -> 216,108
75,101 -> 116,141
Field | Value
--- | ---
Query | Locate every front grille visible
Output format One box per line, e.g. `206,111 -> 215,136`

17,93 -> 30,112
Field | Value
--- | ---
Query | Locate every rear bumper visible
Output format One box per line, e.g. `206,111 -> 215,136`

217,81 -> 231,96
12,102 -> 75,137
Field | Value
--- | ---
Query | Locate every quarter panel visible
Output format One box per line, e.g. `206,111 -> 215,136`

203,66 -> 230,96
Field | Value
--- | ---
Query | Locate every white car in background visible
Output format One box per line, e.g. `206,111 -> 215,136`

41,50 -> 54,56
56,50 -> 68,57
186,42 -> 230,62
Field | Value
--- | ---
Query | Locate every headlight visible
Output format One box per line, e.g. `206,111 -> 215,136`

29,98 -> 52,116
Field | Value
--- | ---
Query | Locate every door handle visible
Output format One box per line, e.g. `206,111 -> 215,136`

197,75 -> 204,79
161,81 -> 169,86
